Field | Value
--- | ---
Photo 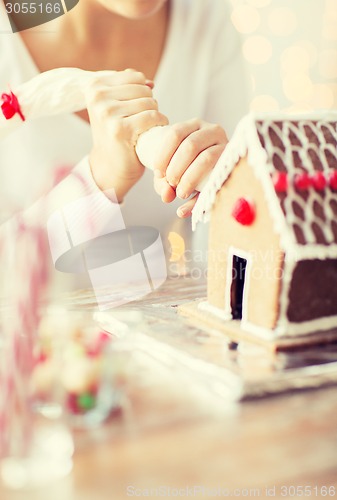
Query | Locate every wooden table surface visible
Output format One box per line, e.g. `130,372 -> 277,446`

1,277 -> 337,500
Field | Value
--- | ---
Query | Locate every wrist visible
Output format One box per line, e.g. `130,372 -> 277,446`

88,152 -> 142,202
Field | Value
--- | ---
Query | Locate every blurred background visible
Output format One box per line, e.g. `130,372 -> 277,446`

230,0 -> 337,113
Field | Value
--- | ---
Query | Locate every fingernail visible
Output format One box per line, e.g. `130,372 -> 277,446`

177,206 -> 189,217
176,188 -> 187,199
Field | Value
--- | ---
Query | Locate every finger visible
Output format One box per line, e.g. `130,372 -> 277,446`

125,69 -> 154,88
153,176 -> 176,203
165,127 -> 223,188
145,80 -> 155,89
108,84 -> 154,101
125,110 -> 169,141
152,118 -> 202,177
153,175 -> 166,195
93,69 -> 148,87
97,97 -> 158,119
177,193 -> 199,218
88,84 -> 153,106
115,69 -> 149,85
176,144 -> 225,199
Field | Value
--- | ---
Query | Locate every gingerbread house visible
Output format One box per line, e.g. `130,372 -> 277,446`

190,112 -> 337,345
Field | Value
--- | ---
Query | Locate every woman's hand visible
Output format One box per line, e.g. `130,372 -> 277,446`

152,118 -> 228,217
87,69 -> 168,201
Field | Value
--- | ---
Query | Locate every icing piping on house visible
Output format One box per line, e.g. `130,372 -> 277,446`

193,111 -> 337,335
199,300 -> 337,339
193,111 -> 337,261
198,300 -> 232,321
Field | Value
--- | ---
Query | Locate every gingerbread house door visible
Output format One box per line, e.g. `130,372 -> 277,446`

226,248 -> 251,322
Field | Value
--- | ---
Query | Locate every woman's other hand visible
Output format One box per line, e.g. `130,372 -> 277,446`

152,118 -> 228,218
88,69 -> 168,201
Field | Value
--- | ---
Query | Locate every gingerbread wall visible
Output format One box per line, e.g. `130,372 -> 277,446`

207,156 -> 284,331
287,259 -> 337,323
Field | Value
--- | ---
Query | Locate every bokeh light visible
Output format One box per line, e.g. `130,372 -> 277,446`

322,24 -> 337,42
296,40 -> 318,69
243,36 -> 273,65
232,0 -> 333,111
281,45 -> 311,74
318,49 -> 337,80
246,0 -> 272,8
168,232 -> 185,263
283,73 -> 314,103
310,84 -> 334,109
231,5 -> 260,34
284,104 -> 314,115
250,95 -> 280,112
322,0 -> 337,41
327,84 -> 337,107
268,7 -> 297,37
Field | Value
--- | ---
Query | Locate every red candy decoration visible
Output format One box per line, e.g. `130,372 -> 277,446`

311,172 -> 327,191
232,197 -> 256,226
329,170 -> 337,191
272,172 -> 288,193
1,91 -> 25,121
294,173 -> 312,190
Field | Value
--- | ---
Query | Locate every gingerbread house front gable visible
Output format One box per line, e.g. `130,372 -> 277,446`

193,112 -> 337,338
207,155 -> 284,334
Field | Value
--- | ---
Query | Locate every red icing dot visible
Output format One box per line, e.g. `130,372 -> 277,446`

232,198 -> 255,226
294,173 -> 312,190
329,170 -> 337,191
272,172 -> 288,193
311,172 -> 327,191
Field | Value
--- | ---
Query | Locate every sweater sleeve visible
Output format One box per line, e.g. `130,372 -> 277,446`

1,156 -> 125,273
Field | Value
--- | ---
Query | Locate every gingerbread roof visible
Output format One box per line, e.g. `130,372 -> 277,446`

192,112 -> 337,258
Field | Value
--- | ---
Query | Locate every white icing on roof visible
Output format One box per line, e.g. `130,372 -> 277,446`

192,111 -> 337,258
